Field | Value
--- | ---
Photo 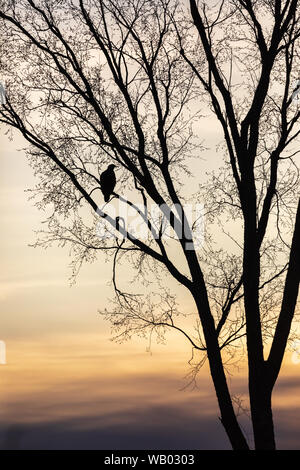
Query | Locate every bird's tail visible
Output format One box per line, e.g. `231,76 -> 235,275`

104,193 -> 110,202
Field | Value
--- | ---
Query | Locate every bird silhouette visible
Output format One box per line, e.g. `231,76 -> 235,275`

100,164 -> 116,202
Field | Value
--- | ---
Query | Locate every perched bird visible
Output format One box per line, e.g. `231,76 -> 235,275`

100,164 -> 116,202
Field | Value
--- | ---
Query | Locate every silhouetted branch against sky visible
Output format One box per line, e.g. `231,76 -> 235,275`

0,0 -> 299,450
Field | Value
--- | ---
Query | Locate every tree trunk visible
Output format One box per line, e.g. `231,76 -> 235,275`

240,174 -> 276,449
192,290 -> 249,450
182,207 -> 249,449
250,385 -> 276,450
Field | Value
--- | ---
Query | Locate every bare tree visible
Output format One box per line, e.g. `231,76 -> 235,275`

0,0 -> 299,450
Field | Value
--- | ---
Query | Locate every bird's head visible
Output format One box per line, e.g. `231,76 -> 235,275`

108,164 -> 116,171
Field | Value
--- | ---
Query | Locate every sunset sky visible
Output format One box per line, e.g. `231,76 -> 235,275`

0,124 -> 299,450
